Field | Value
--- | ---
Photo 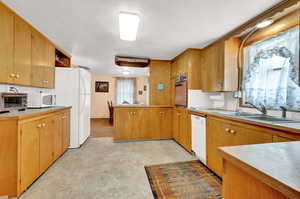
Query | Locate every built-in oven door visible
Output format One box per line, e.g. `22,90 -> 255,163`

175,81 -> 187,107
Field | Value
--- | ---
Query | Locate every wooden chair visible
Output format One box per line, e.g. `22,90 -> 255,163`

107,101 -> 114,125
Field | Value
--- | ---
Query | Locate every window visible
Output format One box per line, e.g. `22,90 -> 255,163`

242,26 -> 300,110
116,78 -> 136,104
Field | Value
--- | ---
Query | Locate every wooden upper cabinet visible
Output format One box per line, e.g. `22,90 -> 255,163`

31,30 -> 55,88
149,60 -> 172,106
201,38 -> 240,92
0,3 -> 14,83
14,16 -> 32,86
171,49 -> 202,90
31,30 -> 47,68
20,120 -> 40,193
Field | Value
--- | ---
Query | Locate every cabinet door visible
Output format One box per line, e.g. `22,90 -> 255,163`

180,111 -> 191,152
20,120 -> 40,192
42,66 -> 55,88
62,111 -> 70,151
14,16 -> 32,86
39,117 -> 55,173
31,30 -> 47,68
53,115 -> 63,159
114,109 -> 133,140
31,65 -> 43,87
148,109 -> 172,139
172,110 -> 181,142
273,135 -> 293,142
201,41 -> 224,92
0,3 -> 14,83
207,118 -> 273,177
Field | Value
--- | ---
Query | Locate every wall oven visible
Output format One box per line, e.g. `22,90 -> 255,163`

0,93 -> 27,113
175,76 -> 188,107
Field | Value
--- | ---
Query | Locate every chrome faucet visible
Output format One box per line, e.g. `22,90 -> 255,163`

279,106 -> 287,118
246,102 -> 267,115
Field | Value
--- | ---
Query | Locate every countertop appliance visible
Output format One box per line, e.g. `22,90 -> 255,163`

27,92 -> 56,108
192,114 -> 207,165
175,76 -> 187,107
55,67 -> 91,148
0,92 -> 27,113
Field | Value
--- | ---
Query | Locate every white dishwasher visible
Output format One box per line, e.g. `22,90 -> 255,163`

191,115 -> 207,165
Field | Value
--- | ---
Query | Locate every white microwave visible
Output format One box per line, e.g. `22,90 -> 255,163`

27,92 -> 56,108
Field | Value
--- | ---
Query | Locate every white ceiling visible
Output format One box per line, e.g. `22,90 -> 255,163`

3,0 -> 282,76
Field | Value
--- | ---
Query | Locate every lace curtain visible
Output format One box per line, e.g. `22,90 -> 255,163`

243,26 -> 300,110
116,78 -> 136,104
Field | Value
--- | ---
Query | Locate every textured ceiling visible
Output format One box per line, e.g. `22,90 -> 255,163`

3,0 -> 282,76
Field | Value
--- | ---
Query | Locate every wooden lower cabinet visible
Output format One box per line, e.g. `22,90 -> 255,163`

172,109 -> 191,152
20,120 -> 40,193
114,107 -> 172,141
207,116 -> 273,177
61,111 -> 70,153
39,117 -> 55,173
222,161 -> 289,199
0,108 -> 70,198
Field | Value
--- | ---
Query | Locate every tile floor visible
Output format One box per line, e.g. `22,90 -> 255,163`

19,138 -> 195,199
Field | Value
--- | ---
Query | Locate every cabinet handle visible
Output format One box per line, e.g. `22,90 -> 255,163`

133,112 -> 136,115
10,73 -> 16,78
225,128 -> 230,132
62,116 -> 67,119
229,129 -> 236,134
43,80 -> 49,84
15,74 -> 20,79
37,124 -> 42,128
42,123 -> 46,127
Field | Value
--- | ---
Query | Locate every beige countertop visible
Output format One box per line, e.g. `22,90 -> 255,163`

188,108 -> 300,135
219,142 -> 300,199
0,106 -> 71,120
114,105 -> 174,108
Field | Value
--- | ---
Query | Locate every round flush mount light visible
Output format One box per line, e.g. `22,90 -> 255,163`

256,19 -> 274,29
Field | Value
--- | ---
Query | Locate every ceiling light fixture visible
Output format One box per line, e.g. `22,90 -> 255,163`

256,19 -> 274,29
119,12 -> 140,41
122,70 -> 131,75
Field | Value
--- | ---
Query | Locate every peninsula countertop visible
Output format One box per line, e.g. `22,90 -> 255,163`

218,142 -> 300,199
113,105 -> 174,108
0,106 -> 71,120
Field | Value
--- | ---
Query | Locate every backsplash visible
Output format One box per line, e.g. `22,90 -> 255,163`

0,83 -> 55,94
188,89 -> 300,119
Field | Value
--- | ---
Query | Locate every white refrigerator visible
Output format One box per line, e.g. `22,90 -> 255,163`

55,67 -> 91,148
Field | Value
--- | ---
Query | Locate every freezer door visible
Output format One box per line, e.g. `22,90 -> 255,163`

55,67 -> 80,148
79,93 -> 91,145
79,68 -> 91,94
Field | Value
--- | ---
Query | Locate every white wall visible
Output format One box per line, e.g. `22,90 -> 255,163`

0,84 -> 54,95
188,89 -> 300,119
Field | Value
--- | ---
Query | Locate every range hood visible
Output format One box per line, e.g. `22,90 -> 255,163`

115,56 -> 150,68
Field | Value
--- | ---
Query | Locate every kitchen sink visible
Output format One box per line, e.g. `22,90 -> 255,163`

218,112 -> 262,117
217,111 -> 300,123
246,115 -> 296,122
